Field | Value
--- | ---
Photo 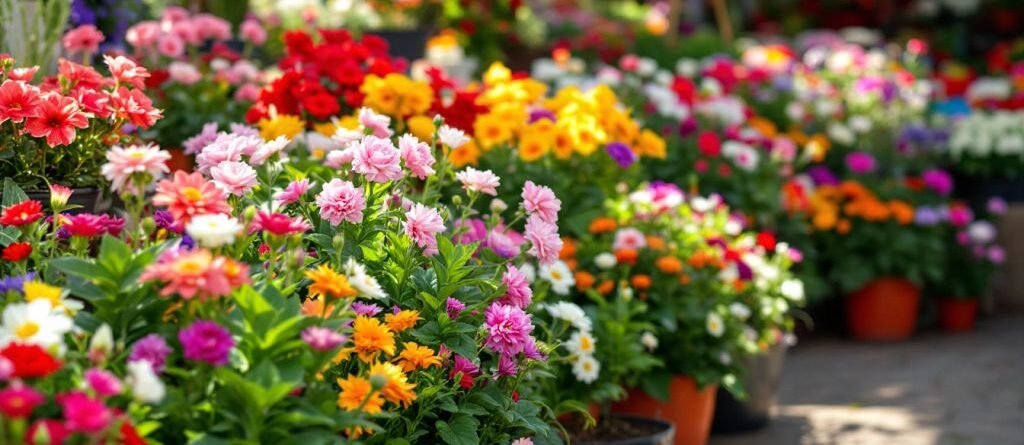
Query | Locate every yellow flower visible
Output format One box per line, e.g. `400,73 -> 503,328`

474,113 -> 513,149
449,139 -> 480,168
337,375 -> 384,414
406,115 -> 435,142
552,126 -> 575,160
258,114 -> 305,140
305,265 -> 357,300
369,361 -> 417,408
352,316 -> 396,362
313,121 -> 339,137
360,75 -> 398,116
361,74 -> 434,117
483,63 -> 512,85
396,342 -> 442,372
518,133 -> 550,162
23,281 -> 63,308
385,310 -> 421,333
634,129 -> 666,159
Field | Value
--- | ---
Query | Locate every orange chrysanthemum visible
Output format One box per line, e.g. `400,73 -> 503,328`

396,342 -> 442,372
337,375 -> 384,414
385,310 -> 421,333
352,316 -> 396,362
370,361 -> 417,408
655,256 -> 683,274
574,271 -> 595,291
305,265 -> 357,299
588,217 -> 617,234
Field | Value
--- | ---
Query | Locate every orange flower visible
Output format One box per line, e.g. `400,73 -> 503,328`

560,237 -> 577,259
337,375 -> 384,414
352,317 -> 396,362
732,280 -> 747,292
396,342 -> 442,372
385,310 -> 421,333
645,236 -> 666,251
575,271 -> 595,291
306,265 -> 357,300
596,280 -> 615,295
631,275 -> 652,290
748,116 -> 777,138
588,217 -> 617,234
812,210 -> 838,231
301,298 -> 335,317
889,201 -> 914,225
836,218 -> 852,234
688,250 -> 714,268
615,249 -> 638,266
679,274 -> 691,285
655,256 -> 683,274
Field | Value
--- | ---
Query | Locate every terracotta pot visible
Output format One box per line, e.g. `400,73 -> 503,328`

612,376 -> 716,445
573,415 -> 675,445
845,277 -> 920,341
938,298 -> 979,332
166,147 -> 193,173
712,342 -> 787,433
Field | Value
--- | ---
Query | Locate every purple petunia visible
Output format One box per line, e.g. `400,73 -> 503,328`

128,334 -> 172,373
605,142 -> 637,168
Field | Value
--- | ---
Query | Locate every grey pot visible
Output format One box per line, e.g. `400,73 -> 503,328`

574,415 -> 675,445
711,342 -> 787,433
26,187 -> 110,214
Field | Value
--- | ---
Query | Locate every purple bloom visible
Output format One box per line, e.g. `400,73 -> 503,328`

183,122 -> 220,155
921,169 -> 953,196
807,166 -> 840,186
153,210 -> 183,234
178,321 -> 235,367
678,118 -> 698,137
453,219 -> 487,245
736,262 -> 753,281
446,297 -> 466,319
914,207 -> 942,226
605,142 -> 637,168
352,302 -> 383,317
0,272 -> 35,294
179,235 -> 196,250
987,197 -> 1008,215
988,246 -> 1007,264
485,229 -> 522,258
301,327 -> 347,352
128,334 -> 172,373
483,303 -> 534,356
528,108 -> 556,123
845,152 -> 877,174
495,354 -> 518,378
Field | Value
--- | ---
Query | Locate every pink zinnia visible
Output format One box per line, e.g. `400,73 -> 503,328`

109,87 -> 161,129
63,25 -> 105,54
23,94 -> 89,147
352,136 -> 403,183
240,19 -> 267,45
275,179 -> 311,206
316,179 -> 366,225
57,391 -> 113,433
483,303 -> 535,356
301,327 -> 347,352
178,320 -> 235,366
613,228 -> 648,250
152,171 -> 231,225
455,167 -> 500,196
358,107 -> 393,138
0,80 -> 40,124
399,134 -> 435,179
523,214 -> 562,265
499,265 -> 533,309
250,211 -> 311,236
101,144 -> 172,193
404,203 -> 445,256
521,181 -> 560,223
84,369 -> 122,397
0,383 -> 45,419
210,161 -> 258,196
104,55 -> 150,90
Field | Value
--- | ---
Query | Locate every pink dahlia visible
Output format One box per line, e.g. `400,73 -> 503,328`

521,181 -> 560,223
316,179 -> 366,225
399,134 -> 435,180
404,203 -> 445,256
250,211 -> 311,236
498,265 -> 533,309
483,303 -> 535,356
101,144 -> 172,193
523,214 -> 562,265
455,167 -> 500,196
352,136 -> 403,183
178,320 -> 235,366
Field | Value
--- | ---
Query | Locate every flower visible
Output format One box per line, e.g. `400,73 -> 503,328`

988,245 -> 1006,264
399,134 -> 436,179
449,355 -> 480,389
195,134 -> 253,173
706,312 -> 725,337
499,265 -> 533,309
128,334 -> 171,373
2,242 -> 31,262
57,391 -> 112,433
258,114 -> 305,140
540,261 -> 575,295
316,179 -> 366,225
456,167 -> 501,195
521,181 -> 561,223
306,265 -> 357,299
385,310 -> 421,333
344,259 -> 388,299
22,281 -> 73,313
126,360 -> 165,403
546,302 -> 592,332
352,316 -> 396,362
369,361 -> 417,407
0,80 -> 40,125
0,343 -> 60,378
845,152 -> 877,174
109,87 -> 161,128
572,355 -> 600,383
140,249 -> 249,300
613,228 -> 648,250
251,211 -> 311,236
275,179 -> 311,206
565,330 -> 597,356
0,200 -> 44,227
594,252 -> 618,269
921,169 -> 953,196
640,332 -> 658,351
483,303 -> 535,356
358,107 -> 393,138
153,171 -> 232,225
0,299 -> 73,349
63,25 -> 105,53
178,320 -> 235,366
101,144 -> 172,194
185,214 -> 242,248
337,375 -> 384,413
301,327 -> 347,352
404,203 -> 445,256
397,342 -> 442,372
438,125 -> 470,148
0,383 -> 44,418
84,368 -> 122,397
60,213 -> 125,238
511,439 -> 534,445
104,55 -> 150,89
240,18 -> 267,45
168,61 -> 201,84
352,302 -> 383,317
443,298 -> 466,320
729,303 -> 751,320
524,215 -> 562,265
210,161 -> 258,196
352,136 -> 403,183
606,141 -> 637,168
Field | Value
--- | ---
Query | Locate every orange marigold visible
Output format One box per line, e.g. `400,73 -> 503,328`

596,280 -> 615,295
615,249 -> 638,266
646,236 -> 666,251
631,275 -> 652,290
588,217 -> 617,234
575,271 -> 596,291
655,256 -> 683,274
385,310 -> 421,333
560,237 -> 578,259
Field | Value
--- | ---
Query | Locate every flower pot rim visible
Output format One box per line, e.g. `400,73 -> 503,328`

572,414 -> 676,445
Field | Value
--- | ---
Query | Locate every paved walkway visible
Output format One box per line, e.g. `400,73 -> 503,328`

710,313 -> 1024,445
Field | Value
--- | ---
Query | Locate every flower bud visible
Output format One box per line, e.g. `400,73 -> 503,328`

332,234 -> 345,251
369,373 -> 389,391
48,184 -> 72,211
490,198 -> 507,213
451,195 -> 463,206
432,114 -> 445,127
89,324 -> 114,364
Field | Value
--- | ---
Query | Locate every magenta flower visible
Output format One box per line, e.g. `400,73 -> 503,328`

0,383 -> 44,418
275,179 -> 311,206
524,214 -> 562,265
495,354 -> 518,378
179,321 -> 235,367
446,297 -> 466,319
129,334 -> 171,373
521,181 -> 561,223
57,391 -> 113,433
449,355 -> 480,390
845,151 -> 876,174
316,179 -> 366,225
483,303 -> 535,356
250,211 -> 311,236
352,136 -> 403,183
453,219 -> 487,245
921,168 -> 953,196
84,369 -> 122,397
301,327 -> 347,352
404,203 -> 445,256
499,265 -> 533,309
352,302 -> 383,317
988,246 -> 1006,264
456,167 -> 500,196
399,134 -> 436,180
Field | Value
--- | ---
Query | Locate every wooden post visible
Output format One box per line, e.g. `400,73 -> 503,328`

711,0 -> 734,44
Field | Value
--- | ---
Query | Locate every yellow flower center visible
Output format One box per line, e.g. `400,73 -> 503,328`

15,321 -> 39,339
130,151 -> 146,160
580,336 -> 593,351
182,187 -> 203,203
550,270 -> 563,280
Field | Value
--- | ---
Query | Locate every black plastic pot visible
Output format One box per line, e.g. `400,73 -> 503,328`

711,343 -> 787,433
373,29 -> 430,61
25,187 -> 110,214
574,415 -> 675,445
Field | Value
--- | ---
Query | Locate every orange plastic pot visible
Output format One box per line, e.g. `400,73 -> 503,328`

612,376 -> 717,445
845,277 -> 920,341
938,298 -> 979,332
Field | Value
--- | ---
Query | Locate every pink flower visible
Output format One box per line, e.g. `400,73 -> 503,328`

152,171 -> 231,225
23,94 -> 89,147
101,144 -> 172,193
6,66 -> 39,82
104,55 -> 150,90
450,355 -> 480,389
499,265 -> 533,308
249,136 -> 290,165
63,25 -> 105,54
240,19 -> 267,45
483,303 -> 535,356
0,383 -> 44,418
161,6 -> 189,23
58,59 -> 104,89
74,88 -> 111,118
613,228 -> 648,250
61,213 -> 125,238
57,391 -> 113,433
49,184 -> 73,209
399,134 -> 435,179
141,248 -> 250,300
324,147 -> 356,168
126,21 -> 160,49
521,181 -> 560,223
438,125 -> 469,149
496,354 -> 518,378
193,14 -> 232,41
179,320 -> 235,366
84,369 -> 122,397
316,178 -> 366,225
235,83 -> 261,103
446,297 -> 466,319
157,34 -> 185,58
250,211 -> 311,236
455,167 -> 500,196
168,61 -> 201,85
195,133 -> 258,173
109,87 -> 161,129
301,327 -> 347,352
524,215 -> 562,265
0,80 -> 39,125
183,122 -> 219,155
170,19 -> 201,45
404,203 -> 445,256
358,107 -> 393,138
210,161 -> 257,196
352,136 -> 402,183
275,179 -> 311,206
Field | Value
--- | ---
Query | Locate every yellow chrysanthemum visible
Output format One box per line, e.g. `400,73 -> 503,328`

385,310 -> 421,333
352,316 -> 396,362
337,375 -> 384,414
396,342 -> 442,372
369,361 -> 417,408
361,74 -> 434,118
518,133 -> 550,162
23,281 -> 63,308
258,114 -> 305,141
305,265 -> 357,300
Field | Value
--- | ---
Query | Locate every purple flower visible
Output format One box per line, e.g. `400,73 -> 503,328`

495,354 -> 518,378
483,303 -> 535,356
988,246 -> 1007,264
845,152 -> 876,174
178,321 -> 235,367
605,142 -> 637,168
914,206 -> 942,226
153,210 -> 183,234
301,327 -> 347,352
128,334 -> 172,373
453,219 -> 487,245
678,118 -> 698,137
807,166 -> 840,186
0,272 -> 35,294
987,197 -> 1008,215
446,297 -> 466,319
352,302 -> 383,317
528,108 -> 556,123
921,169 -> 953,196
179,234 -> 196,250
736,262 -> 753,281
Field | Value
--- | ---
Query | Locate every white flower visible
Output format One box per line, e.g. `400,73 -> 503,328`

827,122 -> 855,146
729,303 -> 751,321
185,214 -> 242,248
785,102 -> 805,122
540,261 -> 576,296
546,302 -> 592,332
489,198 -> 508,213
849,115 -> 873,133
780,279 -> 805,303
126,361 -> 165,404
706,312 -> 725,338
640,332 -> 658,351
719,351 -> 732,365
519,263 -> 537,283
0,299 -> 73,350
594,252 -> 617,270
343,258 -> 387,299
675,58 -> 699,77
967,221 -> 997,245
250,136 -> 291,165
572,354 -> 601,384
565,330 -> 597,356
619,284 -> 634,301
438,125 -> 470,149
636,57 -> 657,76
722,141 -> 760,171
89,324 -> 114,359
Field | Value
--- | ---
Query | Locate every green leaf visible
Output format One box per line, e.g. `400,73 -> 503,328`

0,227 -> 20,246
2,178 -> 29,207
436,414 -> 480,445
640,371 -> 672,402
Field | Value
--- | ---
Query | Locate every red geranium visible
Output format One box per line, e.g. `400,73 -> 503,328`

0,343 -> 62,378
2,242 -> 32,261
0,200 -> 44,227
697,131 -> 722,157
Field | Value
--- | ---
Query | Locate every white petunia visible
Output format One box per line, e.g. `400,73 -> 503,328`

185,214 -> 243,248
565,330 -> 597,357
540,261 -> 576,296
594,252 -> 617,270
706,312 -> 725,338
572,354 -> 601,384
0,299 -> 73,350
127,360 -> 165,404
343,258 -> 388,300
546,302 -> 592,332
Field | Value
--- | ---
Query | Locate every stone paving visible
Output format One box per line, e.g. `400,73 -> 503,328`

709,313 -> 1024,445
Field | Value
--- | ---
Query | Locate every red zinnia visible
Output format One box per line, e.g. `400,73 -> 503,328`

301,93 -> 340,120
23,94 -> 89,147
0,343 -> 62,378
2,242 -> 32,261
0,200 -> 44,227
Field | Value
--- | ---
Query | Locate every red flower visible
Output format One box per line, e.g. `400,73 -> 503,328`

23,94 -> 89,147
2,242 -> 32,261
283,30 -> 314,56
756,232 -> 777,252
0,343 -> 62,379
26,419 -> 69,445
697,131 -> 722,157
302,93 -> 340,120
109,87 -> 161,129
0,79 -> 40,125
120,419 -> 147,445
250,211 -> 311,236
0,200 -> 44,227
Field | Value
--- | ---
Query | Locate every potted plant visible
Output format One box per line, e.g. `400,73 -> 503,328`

931,205 -> 1005,332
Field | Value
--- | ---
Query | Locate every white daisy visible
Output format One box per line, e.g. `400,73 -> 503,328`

343,258 -> 387,300
540,261 -> 575,296
572,354 -> 601,384
0,299 -> 73,350
185,214 -> 242,248
565,330 -> 597,357
706,312 -> 725,338
546,302 -> 592,332
640,332 -> 658,351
